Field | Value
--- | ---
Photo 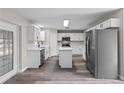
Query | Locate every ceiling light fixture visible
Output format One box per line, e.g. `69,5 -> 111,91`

63,19 -> 69,28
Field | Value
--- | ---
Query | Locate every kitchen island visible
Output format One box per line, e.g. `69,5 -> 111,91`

59,47 -> 73,68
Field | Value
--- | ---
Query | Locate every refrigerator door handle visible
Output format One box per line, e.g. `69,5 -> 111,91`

87,37 -> 90,57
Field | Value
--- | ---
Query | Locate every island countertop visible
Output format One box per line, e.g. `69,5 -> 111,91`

27,47 -> 45,51
59,47 -> 73,51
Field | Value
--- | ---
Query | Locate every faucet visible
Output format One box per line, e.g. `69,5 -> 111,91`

37,41 -> 43,48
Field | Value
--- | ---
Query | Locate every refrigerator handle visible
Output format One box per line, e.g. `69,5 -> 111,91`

87,37 -> 90,57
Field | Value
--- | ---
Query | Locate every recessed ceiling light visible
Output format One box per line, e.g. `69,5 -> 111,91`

63,19 -> 69,28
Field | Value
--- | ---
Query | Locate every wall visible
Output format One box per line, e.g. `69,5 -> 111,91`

0,9 -> 30,71
44,29 -> 50,57
87,9 -> 124,80
49,29 -> 57,56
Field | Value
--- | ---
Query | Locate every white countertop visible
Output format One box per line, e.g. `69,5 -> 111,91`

59,47 -> 73,51
27,47 -> 45,51
27,44 -> 49,51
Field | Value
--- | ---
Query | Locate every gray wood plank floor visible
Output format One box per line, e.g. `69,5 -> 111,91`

4,56 -> 124,84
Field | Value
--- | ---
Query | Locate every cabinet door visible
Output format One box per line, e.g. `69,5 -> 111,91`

70,33 -> 74,41
79,33 -> 84,41
78,34 -> 81,41
110,19 -> 120,27
75,33 -> 79,41
34,27 -> 41,41
39,31 -> 45,41
104,20 -> 110,28
62,33 -> 66,37
66,33 -> 69,37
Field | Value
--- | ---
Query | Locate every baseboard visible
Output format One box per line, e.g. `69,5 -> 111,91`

0,67 -> 28,83
119,75 -> 124,81
20,66 -> 28,72
0,70 -> 17,84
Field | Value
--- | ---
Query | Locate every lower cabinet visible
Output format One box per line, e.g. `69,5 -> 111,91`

27,49 -> 45,68
27,50 -> 41,68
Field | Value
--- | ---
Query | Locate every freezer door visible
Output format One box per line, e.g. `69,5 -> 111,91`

97,29 -> 118,79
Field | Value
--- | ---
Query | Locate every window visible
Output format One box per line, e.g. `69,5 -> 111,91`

0,30 -> 13,77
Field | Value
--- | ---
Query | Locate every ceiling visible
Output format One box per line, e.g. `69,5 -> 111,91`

11,8 -> 120,30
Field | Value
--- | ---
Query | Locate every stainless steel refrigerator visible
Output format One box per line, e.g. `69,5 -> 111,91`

85,28 -> 118,79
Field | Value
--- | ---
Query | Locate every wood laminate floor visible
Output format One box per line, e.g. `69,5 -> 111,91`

4,56 -> 124,84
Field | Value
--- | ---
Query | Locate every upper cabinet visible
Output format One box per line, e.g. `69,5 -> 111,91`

34,26 -> 41,41
39,31 -> 45,41
27,25 -> 45,42
57,33 -> 84,41
86,18 -> 120,31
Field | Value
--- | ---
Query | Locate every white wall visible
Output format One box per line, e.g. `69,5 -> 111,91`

87,9 -> 124,80
49,29 -> 57,56
0,9 -> 30,71
44,29 -> 50,57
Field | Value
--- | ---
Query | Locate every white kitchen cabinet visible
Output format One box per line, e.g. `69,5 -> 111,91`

67,33 -> 70,37
27,50 -> 41,68
28,25 -> 40,42
75,33 -> 78,41
38,31 -> 45,41
35,28 -> 46,41
78,34 -> 84,41
104,18 -> 120,28
28,25 -> 46,42
57,33 -> 84,41
70,33 -> 75,41
86,18 -> 120,31
59,47 -> 72,68
73,33 -> 84,41
34,27 -> 40,41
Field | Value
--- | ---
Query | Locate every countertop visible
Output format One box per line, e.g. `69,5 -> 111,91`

27,47 -> 45,51
59,47 -> 73,51
27,44 -> 49,51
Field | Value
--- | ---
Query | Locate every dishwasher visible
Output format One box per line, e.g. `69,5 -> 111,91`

39,49 -> 45,67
